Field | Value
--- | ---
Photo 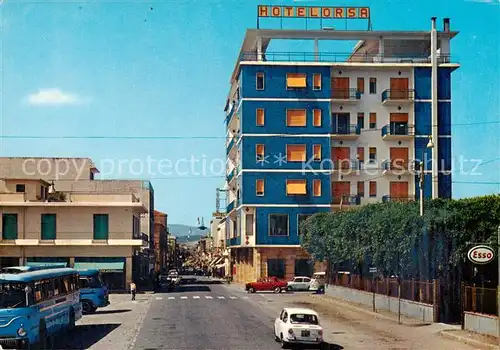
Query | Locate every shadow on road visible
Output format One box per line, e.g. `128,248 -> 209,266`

288,343 -> 344,350
92,309 -> 131,315
54,323 -> 120,349
176,285 -> 212,292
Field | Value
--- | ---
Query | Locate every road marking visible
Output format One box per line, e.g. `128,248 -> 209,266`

229,296 -> 237,299
242,296 -> 249,299
218,296 -> 225,299
180,296 -> 188,299
168,297 -> 175,300
205,296 -> 213,299
193,296 -> 200,299
155,297 -> 163,300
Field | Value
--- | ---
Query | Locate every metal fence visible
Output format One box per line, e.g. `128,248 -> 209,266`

463,285 -> 498,316
331,273 -> 435,305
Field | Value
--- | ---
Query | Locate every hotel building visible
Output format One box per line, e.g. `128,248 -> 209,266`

223,15 -> 458,283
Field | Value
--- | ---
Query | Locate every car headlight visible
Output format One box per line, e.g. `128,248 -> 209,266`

17,326 -> 27,337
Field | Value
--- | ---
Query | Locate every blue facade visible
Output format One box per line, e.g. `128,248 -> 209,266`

413,68 -> 453,199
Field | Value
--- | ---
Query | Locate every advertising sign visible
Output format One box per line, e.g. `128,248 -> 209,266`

467,245 -> 495,265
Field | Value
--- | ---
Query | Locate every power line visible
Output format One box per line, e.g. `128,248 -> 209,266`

452,181 -> 500,185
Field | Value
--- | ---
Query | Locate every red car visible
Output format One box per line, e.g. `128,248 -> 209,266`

245,277 -> 288,293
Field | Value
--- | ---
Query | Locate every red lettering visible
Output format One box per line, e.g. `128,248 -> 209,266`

334,8 -> 344,18
487,252 -> 492,259
359,8 -> 370,18
258,6 -> 269,17
473,251 -> 478,258
347,8 -> 356,18
284,7 -> 294,17
322,7 -> 332,18
271,6 -> 281,17
297,7 -> 306,17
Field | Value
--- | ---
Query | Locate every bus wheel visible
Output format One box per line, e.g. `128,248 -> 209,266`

82,300 -> 93,314
68,308 -> 76,331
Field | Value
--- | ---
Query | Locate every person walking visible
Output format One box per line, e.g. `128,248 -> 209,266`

130,281 -> 137,301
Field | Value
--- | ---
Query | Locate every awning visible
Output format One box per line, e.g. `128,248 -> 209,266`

73,262 -> 125,273
26,262 -> 68,267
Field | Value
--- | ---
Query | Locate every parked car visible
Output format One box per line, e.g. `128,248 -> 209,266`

309,272 -> 326,291
245,277 -> 288,293
274,307 -> 324,348
287,276 -> 312,291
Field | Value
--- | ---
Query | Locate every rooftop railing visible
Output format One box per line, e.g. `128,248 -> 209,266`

239,51 -> 453,64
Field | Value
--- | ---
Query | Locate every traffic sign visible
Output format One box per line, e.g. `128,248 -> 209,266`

467,245 -> 495,265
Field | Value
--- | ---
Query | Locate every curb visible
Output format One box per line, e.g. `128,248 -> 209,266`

309,294 -> 427,326
439,330 -> 499,350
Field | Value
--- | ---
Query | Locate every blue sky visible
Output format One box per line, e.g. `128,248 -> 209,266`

0,0 -> 499,225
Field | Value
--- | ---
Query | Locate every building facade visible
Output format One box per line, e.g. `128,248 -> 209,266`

153,210 -> 168,273
223,17 -> 458,283
0,157 -> 154,290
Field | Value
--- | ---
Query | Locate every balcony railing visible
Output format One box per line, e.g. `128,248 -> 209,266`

226,136 -> 237,155
381,89 -> 415,103
331,194 -> 361,206
382,196 -> 416,203
331,124 -> 361,136
239,51 -> 453,64
381,123 -> 415,138
226,236 -> 241,247
332,88 -> 361,100
332,159 -> 360,171
226,168 -> 236,183
383,160 -> 414,172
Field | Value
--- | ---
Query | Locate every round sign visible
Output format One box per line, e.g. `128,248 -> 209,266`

467,245 -> 495,265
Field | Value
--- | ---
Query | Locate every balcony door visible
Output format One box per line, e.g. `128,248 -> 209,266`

390,147 -> 409,170
390,182 -> 409,201
332,147 -> 350,170
390,78 -> 409,99
331,77 -> 349,99
390,113 -> 409,135
332,113 -> 350,134
331,182 -> 350,204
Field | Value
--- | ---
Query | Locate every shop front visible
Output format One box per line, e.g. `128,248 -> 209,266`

74,257 -> 126,291
26,257 -> 70,267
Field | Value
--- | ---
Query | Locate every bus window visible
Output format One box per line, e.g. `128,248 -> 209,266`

0,282 -> 28,308
54,278 -> 60,296
34,281 -> 43,302
63,276 -> 71,293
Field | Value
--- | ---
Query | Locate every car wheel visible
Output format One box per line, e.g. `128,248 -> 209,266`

82,300 -> 94,314
273,286 -> 281,293
280,334 -> 288,349
248,287 -> 255,293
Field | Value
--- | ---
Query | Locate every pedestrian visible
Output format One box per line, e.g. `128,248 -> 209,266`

130,281 -> 137,301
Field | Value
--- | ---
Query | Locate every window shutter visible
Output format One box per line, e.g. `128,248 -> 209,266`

286,180 -> 307,195
286,145 -> 306,162
286,73 -> 307,88
286,110 -> 307,127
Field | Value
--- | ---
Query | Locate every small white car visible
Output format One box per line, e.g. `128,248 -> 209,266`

274,307 -> 324,348
287,276 -> 312,291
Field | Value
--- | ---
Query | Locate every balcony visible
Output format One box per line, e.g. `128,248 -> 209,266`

331,89 -> 361,103
226,236 -> 241,247
381,123 -> 415,140
382,160 -> 415,175
331,124 -> 361,139
381,89 -> 415,105
331,160 -> 360,173
331,194 -> 361,206
226,168 -> 236,184
226,136 -> 236,155
382,196 -> 416,203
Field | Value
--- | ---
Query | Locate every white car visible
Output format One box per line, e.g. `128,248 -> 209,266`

287,276 -> 312,291
274,307 -> 324,348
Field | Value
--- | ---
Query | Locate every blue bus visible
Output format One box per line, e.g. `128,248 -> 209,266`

0,267 -> 82,349
77,269 -> 109,313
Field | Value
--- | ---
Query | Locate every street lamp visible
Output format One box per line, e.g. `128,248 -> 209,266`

419,135 -> 435,216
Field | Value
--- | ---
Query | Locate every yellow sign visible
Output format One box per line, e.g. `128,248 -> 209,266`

258,5 -> 370,19
212,212 -> 225,218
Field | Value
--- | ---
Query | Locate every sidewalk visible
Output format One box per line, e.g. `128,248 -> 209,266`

308,293 -> 499,349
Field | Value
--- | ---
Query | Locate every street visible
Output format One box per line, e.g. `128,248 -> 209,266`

48,276 -> 492,350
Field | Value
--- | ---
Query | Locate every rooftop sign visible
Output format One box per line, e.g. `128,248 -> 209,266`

257,5 -> 371,30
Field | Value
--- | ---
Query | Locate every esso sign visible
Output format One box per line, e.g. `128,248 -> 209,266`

467,245 -> 495,265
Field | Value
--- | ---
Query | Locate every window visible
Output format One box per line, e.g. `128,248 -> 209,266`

313,73 -> 321,90
294,259 -> 313,276
245,214 -> 254,235
268,259 -> 286,278
256,108 -> 265,126
369,147 -> 377,163
297,214 -> 313,235
369,77 -> 377,94
41,214 -> 56,240
357,181 -> 365,197
313,109 -> 322,127
369,113 -> 377,129
2,214 -> 18,240
256,72 -> 265,90
93,214 -> 109,240
256,179 -> 264,196
286,73 -> 307,89
313,179 -> 321,196
313,145 -> 321,161
286,109 -> 306,127
357,147 -> 364,164
286,180 -> 307,195
357,77 -> 365,94
269,214 -> 288,236
357,113 -> 364,129
256,144 -> 265,161
286,145 -> 306,162
133,215 -> 140,238
369,181 -> 377,197
15,184 -> 25,193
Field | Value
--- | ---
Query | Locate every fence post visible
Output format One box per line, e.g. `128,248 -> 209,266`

471,286 -> 476,312
461,283 -> 466,330
433,279 -> 440,323
398,279 -> 402,324
411,279 -> 415,300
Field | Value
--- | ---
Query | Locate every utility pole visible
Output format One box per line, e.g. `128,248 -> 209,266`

497,225 -> 499,339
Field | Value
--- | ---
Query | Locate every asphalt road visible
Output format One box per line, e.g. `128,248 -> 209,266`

132,277 -> 283,350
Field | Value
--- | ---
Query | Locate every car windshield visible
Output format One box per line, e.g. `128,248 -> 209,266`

290,314 -> 319,325
0,282 -> 29,309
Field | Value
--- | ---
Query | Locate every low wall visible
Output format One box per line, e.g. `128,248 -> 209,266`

464,312 -> 499,338
325,284 -> 434,322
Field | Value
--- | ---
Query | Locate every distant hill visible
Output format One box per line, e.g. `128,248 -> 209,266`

168,224 -> 208,243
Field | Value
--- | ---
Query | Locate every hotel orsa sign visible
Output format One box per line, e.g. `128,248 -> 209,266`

258,5 -> 370,19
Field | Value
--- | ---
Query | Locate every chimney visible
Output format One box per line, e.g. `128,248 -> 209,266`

443,18 -> 450,32
431,17 -> 437,30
